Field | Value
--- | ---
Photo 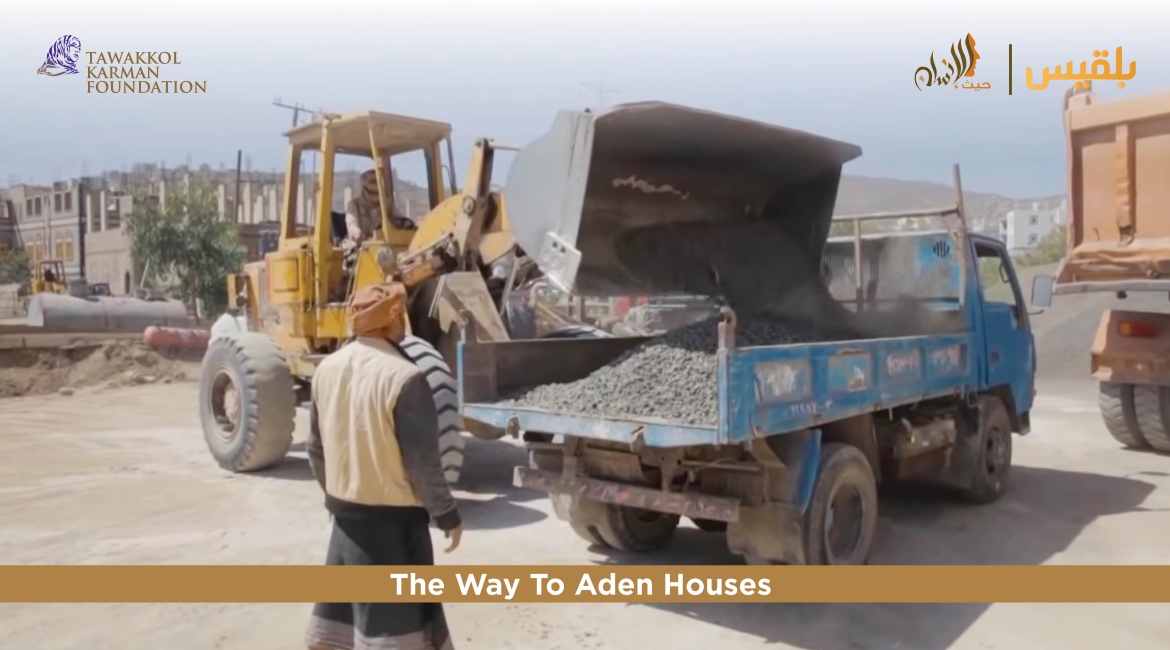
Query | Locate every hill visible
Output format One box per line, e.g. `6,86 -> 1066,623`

834,175 -> 1065,231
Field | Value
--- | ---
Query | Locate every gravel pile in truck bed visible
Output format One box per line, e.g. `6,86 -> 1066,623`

501,316 -> 845,427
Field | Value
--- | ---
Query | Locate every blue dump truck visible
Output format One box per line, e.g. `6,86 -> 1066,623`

455,103 -> 1044,565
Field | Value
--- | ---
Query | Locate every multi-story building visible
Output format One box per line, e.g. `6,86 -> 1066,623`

999,199 -> 1068,252
3,181 -> 89,280
1,161 -> 434,296
0,194 -> 17,253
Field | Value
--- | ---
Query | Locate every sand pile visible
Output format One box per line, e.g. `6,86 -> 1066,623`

0,340 -> 202,399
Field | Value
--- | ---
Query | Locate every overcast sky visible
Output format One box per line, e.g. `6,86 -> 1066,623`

2,0 -> 1165,197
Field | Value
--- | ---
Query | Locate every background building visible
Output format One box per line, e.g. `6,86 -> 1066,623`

1000,200 -> 1069,252
0,161 -> 430,297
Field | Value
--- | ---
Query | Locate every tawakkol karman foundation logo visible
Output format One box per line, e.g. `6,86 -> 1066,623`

35,34 -> 208,94
36,35 -> 82,76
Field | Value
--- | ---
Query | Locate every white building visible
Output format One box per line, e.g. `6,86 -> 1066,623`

1000,199 -> 1068,252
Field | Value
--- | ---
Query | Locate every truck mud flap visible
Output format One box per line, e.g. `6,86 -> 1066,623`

514,467 -> 740,523
726,503 -> 807,565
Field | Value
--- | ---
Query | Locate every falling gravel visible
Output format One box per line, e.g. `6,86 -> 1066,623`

501,316 -> 848,426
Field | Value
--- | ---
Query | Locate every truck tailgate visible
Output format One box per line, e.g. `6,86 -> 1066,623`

1058,88 -> 1170,292
457,332 -> 977,447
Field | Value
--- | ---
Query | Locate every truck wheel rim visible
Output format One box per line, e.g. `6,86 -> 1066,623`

824,482 -> 866,564
210,369 -> 241,442
985,427 -> 1008,479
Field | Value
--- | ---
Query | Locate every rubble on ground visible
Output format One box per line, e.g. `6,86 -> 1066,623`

0,340 -> 201,399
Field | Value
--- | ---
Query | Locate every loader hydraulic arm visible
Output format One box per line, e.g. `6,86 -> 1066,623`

452,138 -> 520,270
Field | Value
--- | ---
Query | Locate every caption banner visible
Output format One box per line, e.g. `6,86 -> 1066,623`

3,566 -> 1170,603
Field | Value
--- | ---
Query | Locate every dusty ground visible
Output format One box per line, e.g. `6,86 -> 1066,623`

2,283 -> 1170,649
0,340 -> 201,399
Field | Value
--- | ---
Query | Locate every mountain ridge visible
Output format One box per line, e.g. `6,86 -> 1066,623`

834,175 -> 1066,230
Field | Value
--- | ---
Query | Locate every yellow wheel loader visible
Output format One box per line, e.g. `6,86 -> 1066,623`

198,110 -> 606,482
30,260 -> 68,295
17,260 -> 68,311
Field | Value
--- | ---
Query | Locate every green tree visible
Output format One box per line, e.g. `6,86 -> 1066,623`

0,248 -> 32,285
124,179 -> 245,319
1015,225 -> 1068,268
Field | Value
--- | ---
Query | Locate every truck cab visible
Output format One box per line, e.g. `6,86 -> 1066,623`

971,233 -> 1037,432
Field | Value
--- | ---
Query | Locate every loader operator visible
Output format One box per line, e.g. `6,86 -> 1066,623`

304,283 -> 462,650
343,170 -> 413,252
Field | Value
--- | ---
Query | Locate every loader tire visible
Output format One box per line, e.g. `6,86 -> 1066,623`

400,335 -> 466,485
1131,385 -> 1170,454
199,332 -> 295,472
1098,382 -> 1149,450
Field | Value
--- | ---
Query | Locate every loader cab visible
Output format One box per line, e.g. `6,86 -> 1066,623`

279,111 -> 458,255
275,111 -> 463,310
31,260 -> 67,294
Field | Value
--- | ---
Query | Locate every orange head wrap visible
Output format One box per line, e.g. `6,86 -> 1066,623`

348,283 -> 407,343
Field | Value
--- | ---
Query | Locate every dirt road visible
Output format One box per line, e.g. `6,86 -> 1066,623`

2,369 -> 1170,649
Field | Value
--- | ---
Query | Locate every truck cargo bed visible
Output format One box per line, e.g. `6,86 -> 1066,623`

457,324 -> 977,447
1056,88 -> 1170,294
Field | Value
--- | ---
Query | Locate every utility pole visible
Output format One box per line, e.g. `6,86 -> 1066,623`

582,73 -> 620,111
77,180 -> 87,282
273,98 -> 336,128
234,150 -> 243,223
273,98 -> 308,127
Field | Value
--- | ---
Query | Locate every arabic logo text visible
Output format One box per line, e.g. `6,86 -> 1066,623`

1025,47 -> 1135,90
915,34 -> 990,92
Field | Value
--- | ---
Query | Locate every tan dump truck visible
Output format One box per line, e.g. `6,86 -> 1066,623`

1035,86 -> 1170,453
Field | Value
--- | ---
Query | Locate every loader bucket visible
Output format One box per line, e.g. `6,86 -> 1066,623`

505,101 -> 863,298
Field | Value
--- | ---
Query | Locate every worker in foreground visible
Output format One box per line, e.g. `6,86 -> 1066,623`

304,283 -> 462,650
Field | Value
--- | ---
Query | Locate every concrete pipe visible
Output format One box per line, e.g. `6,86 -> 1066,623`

27,293 -> 194,333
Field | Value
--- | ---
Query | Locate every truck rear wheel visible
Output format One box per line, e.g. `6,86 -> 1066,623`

802,443 -> 879,565
596,505 -> 680,552
691,518 -> 728,533
563,497 -> 611,548
1099,382 -> 1150,450
565,497 -> 680,552
1131,385 -> 1170,454
958,395 -> 1013,504
400,336 -> 466,485
199,333 -> 296,472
